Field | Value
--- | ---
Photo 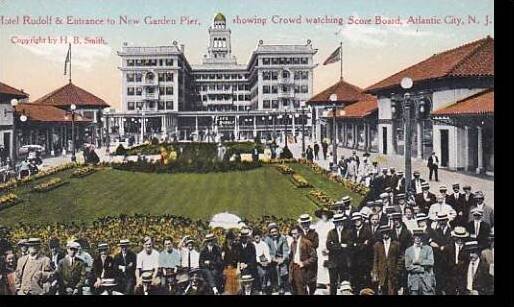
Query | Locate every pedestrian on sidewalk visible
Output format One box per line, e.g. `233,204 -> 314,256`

313,143 -> 320,161
306,145 -> 314,162
345,156 -> 358,182
427,152 -> 439,182
321,140 -> 328,160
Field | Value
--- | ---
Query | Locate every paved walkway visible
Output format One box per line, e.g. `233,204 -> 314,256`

284,139 -> 494,209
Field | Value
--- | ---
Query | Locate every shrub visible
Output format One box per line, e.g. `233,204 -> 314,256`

115,144 -> 127,156
280,146 -> 293,159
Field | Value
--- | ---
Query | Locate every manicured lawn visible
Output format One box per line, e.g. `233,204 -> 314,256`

0,164 -> 362,227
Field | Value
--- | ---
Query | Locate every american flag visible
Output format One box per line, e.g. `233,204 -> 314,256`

323,46 -> 341,65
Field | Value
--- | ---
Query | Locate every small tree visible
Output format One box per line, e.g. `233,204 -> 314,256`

115,144 -> 127,156
280,146 -> 293,159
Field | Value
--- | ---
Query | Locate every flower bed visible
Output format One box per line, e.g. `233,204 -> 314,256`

0,163 -> 77,194
307,189 -> 335,208
0,193 -> 22,211
71,167 -> 97,178
110,159 -> 262,174
32,178 -> 69,193
275,164 -> 294,175
290,173 -> 312,188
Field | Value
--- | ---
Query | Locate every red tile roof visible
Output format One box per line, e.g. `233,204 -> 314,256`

326,95 -> 378,119
365,36 -> 494,93
14,103 -> 91,123
307,79 -> 369,105
0,81 -> 29,99
432,89 -> 493,117
32,82 -> 110,108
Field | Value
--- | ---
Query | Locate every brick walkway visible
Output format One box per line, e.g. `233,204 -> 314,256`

284,139 -> 494,209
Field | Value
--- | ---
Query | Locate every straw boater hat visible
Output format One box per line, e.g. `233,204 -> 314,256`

267,223 -> 279,231
439,185 -> 448,191
411,228 -> 426,236
365,201 -> 375,207
240,228 -> 251,237
397,171 -> 404,176
413,170 -> 420,176
298,214 -> 313,224
384,187 -> 392,193
332,213 -> 347,223
351,212 -> 363,221
379,193 -> 389,199
26,238 -> 42,246
141,271 -> 154,282
374,199 -> 384,207
100,278 -> 117,287
360,288 -> 375,295
452,183 -> 460,189
341,196 -> 352,203
314,207 -> 334,219
240,275 -> 254,283
97,243 -> 108,251
463,241 -> 480,253
470,208 -> 484,217
451,226 -> 469,238
390,212 -> 402,220
378,225 -> 392,234
435,213 -> 449,221
360,206 -> 372,219
185,238 -> 195,245
67,241 -> 81,249
396,193 -> 406,200
17,239 -> 28,246
473,191 -> 484,199
203,234 -> 216,243
421,182 -> 430,189
416,213 -> 429,222
175,268 -> 190,284
118,239 -> 130,246
339,280 -> 353,292
381,168 -> 388,173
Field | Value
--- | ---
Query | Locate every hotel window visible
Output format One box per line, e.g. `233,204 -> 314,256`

158,101 -> 165,110
127,59 -> 135,66
271,58 -> 279,65
166,87 -> 173,95
294,71 -> 301,80
149,102 -> 156,109
282,70 -> 290,79
263,100 -> 271,109
283,100 -> 290,107
293,58 -> 300,65
263,71 -> 271,80
202,95 -> 207,101
166,59 -> 173,66
245,85 -> 249,91
136,102 -> 143,109
301,85 -> 308,93
238,94 -> 243,101
293,100 -> 300,108
127,87 -> 135,96
271,71 -> 278,80
135,74 -> 142,82
271,86 -> 278,94
302,71 -> 309,80
224,84 -> 230,90
158,73 -> 164,82
166,101 -> 174,109
159,59 -> 163,66
217,84 -> 223,90
127,74 -> 135,82
159,87 -> 165,95
294,85 -> 300,93
136,88 -> 142,96
301,58 -> 308,64
272,100 -> 279,108
128,102 -> 135,110
263,58 -> 270,65
202,85 -> 207,91
263,85 -> 270,94
245,95 -> 250,101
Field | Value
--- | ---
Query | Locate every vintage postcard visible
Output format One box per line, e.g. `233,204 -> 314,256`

0,0 -> 495,297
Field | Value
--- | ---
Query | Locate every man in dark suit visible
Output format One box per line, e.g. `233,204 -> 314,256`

466,208 -> 491,250
56,241 -> 87,295
447,183 -> 466,227
288,225 -> 317,295
199,234 -> 223,294
427,152 -> 439,181
113,239 -> 137,295
457,241 -> 493,295
443,226 -> 469,295
462,185 -> 476,217
92,243 -> 116,294
415,182 -> 436,214
372,225 -> 401,295
350,212 -> 373,293
239,228 -> 258,289
298,214 -> 318,294
390,212 -> 412,294
393,171 -> 406,195
371,200 -> 389,226
467,191 -> 494,228
410,170 -> 425,195
427,213 -> 452,294
369,213 -> 382,245
326,213 -> 353,295
47,238 -> 65,294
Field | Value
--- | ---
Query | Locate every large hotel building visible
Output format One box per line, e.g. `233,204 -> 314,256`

112,13 -> 318,142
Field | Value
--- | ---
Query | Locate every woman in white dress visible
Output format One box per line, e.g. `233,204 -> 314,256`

313,208 -> 334,287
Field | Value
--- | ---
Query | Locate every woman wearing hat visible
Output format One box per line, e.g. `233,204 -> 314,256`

404,229 -> 436,295
313,208 -> 334,288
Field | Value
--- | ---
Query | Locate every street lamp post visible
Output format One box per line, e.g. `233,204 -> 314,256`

400,77 -> 414,198
8,99 -> 28,166
70,104 -> 77,162
329,94 -> 338,167
104,111 -> 110,154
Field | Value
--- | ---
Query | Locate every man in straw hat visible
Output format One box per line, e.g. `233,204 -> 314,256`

253,229 -> 272,294
199,233 -> 223,295
313,207 -> 334,289
16,239 -> 28,258
458,241 -> 493,295
468,191 -> 494,227
415,182 -> 436,214
297,213 -> 318,294
14,238 -> 52,295
238,228 -> 258,290
135,236 -> 160,293
447,183 -> 466,227
428,193 -> 456,223
443,226 -> 469,295
410,170 -> 425,195
56,241 -> 87,295
92,243 -> 116,295
113,239 -> 137,294
238,274 -> 257,295
288,225 -> 317,295
427,212 -> 452,294
337,280 -> 354,295
180,237 -> 200,271
350,212 -> 373,294
326,213 -> 353,295
404,228 -> 435,295
466,208 -> 491,250
372,225 -> 401,295
264,222 -> 290,295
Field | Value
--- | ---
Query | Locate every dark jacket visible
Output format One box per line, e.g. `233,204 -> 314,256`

288,237 -> 317,283
457,258 -> 493,295
372,240 -> 401,290
326,226 -> 354,269
415,192 -> 437,214
351,224 -> 373,270
391,223 -> 413,254
466,220 -> 491,250
113,250 -> 137,281
199,244 -> 223,272
57,256 -> 87,291
427,155 -> 439,168
239,242 -> 257,270
92,255 -> 116,281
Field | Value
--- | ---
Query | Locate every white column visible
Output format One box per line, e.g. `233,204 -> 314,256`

416,121 -> 423,159
476,126 -> 483,174
161,115 -> 166,134
292,114 -> 296,136
464,126 -> 470,171
253,116 -> 257,138
195,116 -> 199,141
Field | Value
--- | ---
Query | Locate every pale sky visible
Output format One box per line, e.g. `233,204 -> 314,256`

0,0 -> 494,109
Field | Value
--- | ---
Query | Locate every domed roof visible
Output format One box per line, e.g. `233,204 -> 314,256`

214,12 -> 226,23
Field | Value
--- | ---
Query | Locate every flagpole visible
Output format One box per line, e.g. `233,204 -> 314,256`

339,41 -> 343,81
69,43 -> 72,83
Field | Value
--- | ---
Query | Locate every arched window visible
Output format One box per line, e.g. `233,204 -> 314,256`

222,38 -> 226,48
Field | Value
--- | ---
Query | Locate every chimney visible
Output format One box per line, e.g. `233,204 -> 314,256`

180,44 -> 185,53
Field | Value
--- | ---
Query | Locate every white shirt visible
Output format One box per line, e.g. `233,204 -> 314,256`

136,249 -> 160,271
254,241 -> 271,263
415,180 -> 422,194
414,245 -> 421,262
428,203 -> 456,221
455,243 -> 462,265
180,249 -> 199,269
474,221 -> 480,236
294,237 -> 302,265
336,226 -> 344,243
383,239 -> 391,258
467,258 -> 480,291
